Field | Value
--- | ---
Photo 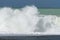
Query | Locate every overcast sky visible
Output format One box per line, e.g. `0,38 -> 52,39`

0,0 -> 60,8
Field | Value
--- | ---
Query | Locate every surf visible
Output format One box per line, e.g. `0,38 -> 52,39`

0,5 -> 60,35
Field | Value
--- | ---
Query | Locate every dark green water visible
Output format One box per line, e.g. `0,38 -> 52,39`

39,9 -> 60,16
0,35 -> 60,40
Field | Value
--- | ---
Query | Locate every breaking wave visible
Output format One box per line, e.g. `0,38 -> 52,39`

0,5 -> 60,35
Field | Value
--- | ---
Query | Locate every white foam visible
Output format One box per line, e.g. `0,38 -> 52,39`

0,6 -> 40,34
0,5 -> 60,35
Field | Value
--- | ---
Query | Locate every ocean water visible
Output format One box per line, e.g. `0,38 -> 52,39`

0,5 -> 60,36
39,9 -> 60,16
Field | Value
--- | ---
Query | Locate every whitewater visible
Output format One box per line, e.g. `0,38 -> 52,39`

0,5 -> 60,35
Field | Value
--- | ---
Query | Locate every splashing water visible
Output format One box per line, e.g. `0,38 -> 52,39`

0,5 -> 60,35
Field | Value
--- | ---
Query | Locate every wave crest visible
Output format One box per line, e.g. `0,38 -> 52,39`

0,6 -> 60,35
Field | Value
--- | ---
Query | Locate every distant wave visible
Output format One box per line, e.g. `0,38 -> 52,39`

0,5 -> 60,35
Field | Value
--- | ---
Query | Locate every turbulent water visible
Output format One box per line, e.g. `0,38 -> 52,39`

0,5 -> 60,35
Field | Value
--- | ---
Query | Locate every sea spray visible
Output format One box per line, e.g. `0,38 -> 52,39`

0,6 -> 40,34
0,5 -> 60,35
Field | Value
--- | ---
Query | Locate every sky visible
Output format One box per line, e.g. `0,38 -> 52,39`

0,0 -> 60,8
